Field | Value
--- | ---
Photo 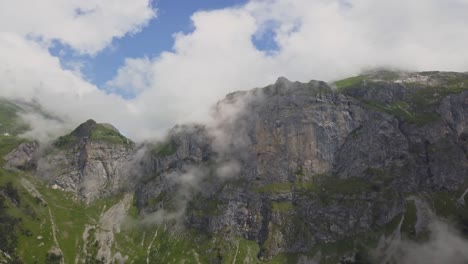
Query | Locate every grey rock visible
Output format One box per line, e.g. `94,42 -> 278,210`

35,140 -> 135,203
4,141 -> 39,170
135,71 -> 468,259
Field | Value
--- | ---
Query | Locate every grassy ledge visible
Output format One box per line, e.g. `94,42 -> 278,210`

333,76 -> 366,91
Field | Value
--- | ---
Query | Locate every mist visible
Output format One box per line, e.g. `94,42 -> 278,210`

133,89 -> 263,226
375,219 -> 468,264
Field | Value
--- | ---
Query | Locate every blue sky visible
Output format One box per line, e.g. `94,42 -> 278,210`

50,0 -> 249,88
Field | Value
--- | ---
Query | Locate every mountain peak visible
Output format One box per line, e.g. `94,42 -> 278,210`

275,76 -> 291,84
55,119 -> 131,148
70,119 -> 98,138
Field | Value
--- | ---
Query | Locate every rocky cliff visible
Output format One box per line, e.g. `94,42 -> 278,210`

6,119 -> 135,203
2,70 -> 468,264
135,70 -> 468,261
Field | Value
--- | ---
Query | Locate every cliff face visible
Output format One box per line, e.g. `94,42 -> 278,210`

6,119 -> 135,202
3,70 -> 468,263
136,71 -> 468,259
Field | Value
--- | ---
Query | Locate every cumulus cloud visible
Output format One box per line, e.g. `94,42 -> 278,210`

1,0 -> 468,142
106,0 -> 468,137
104,57 -> 154,95
0,0 -> 155,139
0,0 -> 155,55
0,33 -> 149,139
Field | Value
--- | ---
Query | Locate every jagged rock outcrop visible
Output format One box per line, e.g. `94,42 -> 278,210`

5,119 -> 136,203
38,119 -> 135,202
134,125 -> 214,211
4,141 -> 39,170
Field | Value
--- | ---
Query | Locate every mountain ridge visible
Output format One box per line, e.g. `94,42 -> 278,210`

1,70 -> 468,263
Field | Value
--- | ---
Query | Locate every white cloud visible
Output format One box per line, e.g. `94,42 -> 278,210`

104,57 -> 154,95
0,0 -> 156,140
125,8 -> 276,130
0,0 -> 155,55
107,0 -> 468,137
1,0 -> 468,142
0,33 -> 150,140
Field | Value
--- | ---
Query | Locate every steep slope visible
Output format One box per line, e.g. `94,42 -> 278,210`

0,99 -> 26,136
0,166 -> 141,264
0,99 -> 31,165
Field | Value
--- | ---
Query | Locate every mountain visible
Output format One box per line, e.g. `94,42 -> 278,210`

1,70 -> 468,264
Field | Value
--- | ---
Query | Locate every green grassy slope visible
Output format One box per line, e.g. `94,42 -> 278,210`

333,72 -> 468,126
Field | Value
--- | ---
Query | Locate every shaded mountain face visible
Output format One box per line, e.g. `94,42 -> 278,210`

1,70 -> 468,263
135,71 -> 468,260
